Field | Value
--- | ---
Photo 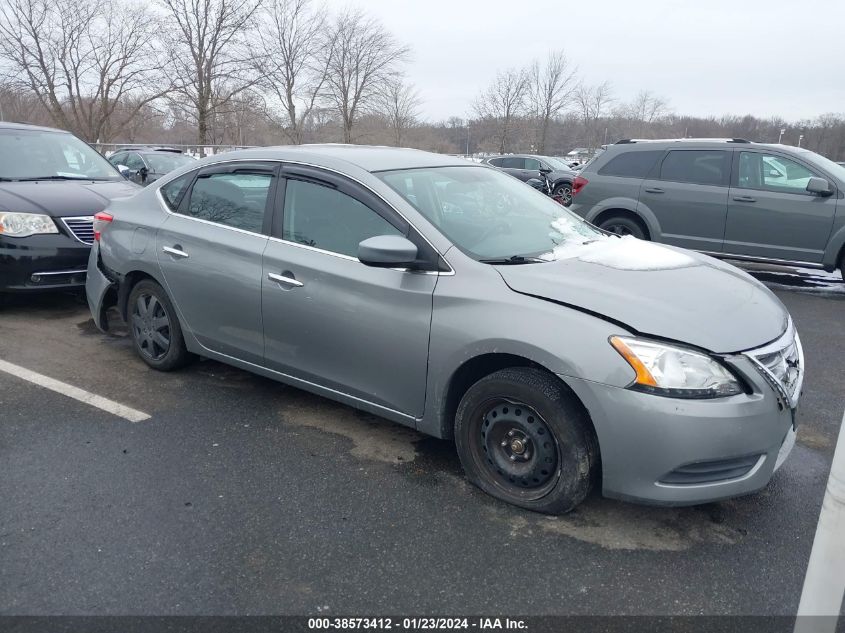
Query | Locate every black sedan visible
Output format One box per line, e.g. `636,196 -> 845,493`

0,122 -> 138,293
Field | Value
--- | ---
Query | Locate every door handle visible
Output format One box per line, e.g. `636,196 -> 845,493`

268,272 -> 303,288
162,245 -> 189,259
733,196 -> 757,203
644,187 -> 664,194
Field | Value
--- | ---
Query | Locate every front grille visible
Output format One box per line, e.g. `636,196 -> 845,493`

61,216 -> 95,244
746,325 -> 804,407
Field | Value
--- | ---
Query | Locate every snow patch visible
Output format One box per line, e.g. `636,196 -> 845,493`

546,232 -> 697,271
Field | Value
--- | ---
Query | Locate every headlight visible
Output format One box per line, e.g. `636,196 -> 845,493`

610,336 -> 743,398
0,212 -> 58,238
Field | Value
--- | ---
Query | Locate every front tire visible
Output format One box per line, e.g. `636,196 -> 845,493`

454,368 -> 598,514
127,279 -> 191,371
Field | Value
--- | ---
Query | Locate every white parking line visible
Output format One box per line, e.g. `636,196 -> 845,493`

795,410 -> 845,633
0,358 -> 150,423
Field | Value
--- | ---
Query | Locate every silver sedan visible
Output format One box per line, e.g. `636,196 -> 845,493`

86,145 -> 801,513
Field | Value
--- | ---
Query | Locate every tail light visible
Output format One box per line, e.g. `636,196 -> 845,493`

572,175 -> 589,197
93,211 -> 113,242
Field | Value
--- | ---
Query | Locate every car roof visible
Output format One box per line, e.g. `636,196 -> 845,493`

0,121 -> 70,134
207,144 -> 473,173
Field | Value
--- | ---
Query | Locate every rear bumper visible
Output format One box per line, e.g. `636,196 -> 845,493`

564,356 -> 796,505
85,241 -> 116,332
0,234 -> 90,292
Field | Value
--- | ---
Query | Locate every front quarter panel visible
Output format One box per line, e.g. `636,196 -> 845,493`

420,257 -> 637,438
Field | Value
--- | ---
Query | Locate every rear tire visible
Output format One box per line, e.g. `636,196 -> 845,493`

598,214 -> 648,240
454,367 -> 599,515
553,183 -> 572,205
127,279 -> 191,371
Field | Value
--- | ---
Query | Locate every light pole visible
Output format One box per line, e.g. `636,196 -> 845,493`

466,124 -> 470,157
779,128 -> 786,144
798,134 -> 804,148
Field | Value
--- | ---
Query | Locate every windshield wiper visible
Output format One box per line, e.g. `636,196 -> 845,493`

13,175 -> 113,182
479,255 -> 547,265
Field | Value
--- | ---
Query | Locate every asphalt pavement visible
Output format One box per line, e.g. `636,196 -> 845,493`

0,264 -> 843,616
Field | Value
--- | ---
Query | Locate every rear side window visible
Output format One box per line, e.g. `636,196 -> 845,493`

181,171 -> 273,233
659,150 -> 729,186
488,157 -> 503,167
160,173 -> 193,210
598,150 -> 663,178
500,157 -> 523,169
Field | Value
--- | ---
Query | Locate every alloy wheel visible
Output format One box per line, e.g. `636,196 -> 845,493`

131,292 -> 171,361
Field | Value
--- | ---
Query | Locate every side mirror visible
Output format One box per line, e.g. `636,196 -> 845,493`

139,166 -> 149,183
806,177 -> 833,196
539,167 -> 552,174
117,164 -> 130,178
358,235 -> 418,268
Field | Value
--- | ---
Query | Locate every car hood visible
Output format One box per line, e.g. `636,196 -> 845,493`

0,180 -> 139,217
496,237 -> 789,354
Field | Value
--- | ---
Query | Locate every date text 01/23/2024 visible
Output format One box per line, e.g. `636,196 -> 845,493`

307,617 -> 527,630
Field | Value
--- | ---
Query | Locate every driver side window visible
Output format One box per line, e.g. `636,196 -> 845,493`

124,153 -> 145,170
282,179 -> 403,258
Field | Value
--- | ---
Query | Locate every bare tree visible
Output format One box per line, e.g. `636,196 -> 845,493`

528,51 -> 577,154
379,78 -> 420,146
323,8 -> 409,143
0,0 -> 169,142
159,0 -> 262,151
255,0 -> 331,144
573,81 -> 614,149
474,67 -> 529,153
624,90 -> 670,136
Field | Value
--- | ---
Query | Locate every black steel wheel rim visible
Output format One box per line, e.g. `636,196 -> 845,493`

473,399 -> 560,499
131,293 -> 171,361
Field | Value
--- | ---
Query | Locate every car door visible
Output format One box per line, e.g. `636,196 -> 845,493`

523,157 -> 543,180
638,149 -> 731,252
499,156 -> 529,181
724,150 -> 837,263
261,166 -> 438,419
155,161 -> 278,364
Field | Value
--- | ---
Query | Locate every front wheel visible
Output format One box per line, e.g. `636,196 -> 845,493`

454,368 -> 598,514
127,279 -> 192,371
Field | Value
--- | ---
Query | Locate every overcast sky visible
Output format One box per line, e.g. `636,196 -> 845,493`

323,0 -> 844,123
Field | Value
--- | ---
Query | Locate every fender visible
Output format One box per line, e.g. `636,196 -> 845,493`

821,218 -> 845,271
580,196 -> 661,240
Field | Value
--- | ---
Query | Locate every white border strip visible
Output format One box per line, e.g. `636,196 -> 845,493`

0,358 -> 150,423
795,410 -> 845,632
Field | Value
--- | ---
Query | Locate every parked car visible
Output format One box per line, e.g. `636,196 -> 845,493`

108,147 -> 196,186
0,122 -> 139,293
483,154 -> 577,204
568,138 -> 845,279
87,145 -> 801,514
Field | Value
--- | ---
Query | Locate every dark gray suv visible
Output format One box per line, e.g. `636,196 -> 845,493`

484,154 -> 576,204
568,139 -> 845,278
